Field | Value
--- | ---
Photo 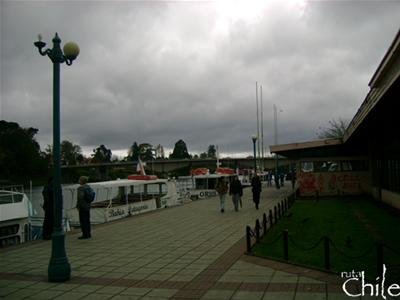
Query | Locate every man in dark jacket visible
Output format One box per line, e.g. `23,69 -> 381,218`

229,175 -> 243,211
77,176 -> 92,239
42,176 -> 54,240
251,174 -> 262,209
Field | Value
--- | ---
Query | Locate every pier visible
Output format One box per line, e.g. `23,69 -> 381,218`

0,184 -> 349,299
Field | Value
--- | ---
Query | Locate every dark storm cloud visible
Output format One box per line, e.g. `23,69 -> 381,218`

1,1 -> 399,159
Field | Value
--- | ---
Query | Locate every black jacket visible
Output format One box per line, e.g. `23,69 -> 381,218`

251,177 -> 262,193
229,180 -> 243,196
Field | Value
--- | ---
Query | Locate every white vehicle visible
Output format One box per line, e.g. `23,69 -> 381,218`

65,176 -> 186,228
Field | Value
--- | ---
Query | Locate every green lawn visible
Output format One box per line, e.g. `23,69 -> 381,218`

251,196 -> 400,283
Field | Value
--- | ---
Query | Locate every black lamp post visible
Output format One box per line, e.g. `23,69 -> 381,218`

34,33 -> 79,282
251,135 -> 258,175
274,105 -> 280,189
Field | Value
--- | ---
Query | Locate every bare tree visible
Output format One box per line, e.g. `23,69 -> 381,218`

317,118 -> 350,139
155,144 -> 165,159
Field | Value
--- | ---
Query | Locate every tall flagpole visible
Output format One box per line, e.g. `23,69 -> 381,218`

256,82 -> 260,173
261,86 -> 264,173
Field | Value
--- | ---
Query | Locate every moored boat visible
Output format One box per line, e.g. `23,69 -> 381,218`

65,177 -> 186,228
177,171 -> 236,199
0,185 -> 37,247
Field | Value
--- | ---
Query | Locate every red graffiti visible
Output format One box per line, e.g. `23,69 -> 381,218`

298,173 -> 316,193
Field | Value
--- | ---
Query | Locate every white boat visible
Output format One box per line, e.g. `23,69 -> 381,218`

0,186 -> 37,247
177,169 -> 236,200
65,177 -> 186,228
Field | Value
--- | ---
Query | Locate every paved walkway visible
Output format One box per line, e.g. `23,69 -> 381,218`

0,184 -> 384,299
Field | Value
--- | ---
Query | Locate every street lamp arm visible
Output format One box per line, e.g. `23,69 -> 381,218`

34,44 -> 75,65
64,57 -> 75,66
34,33 -> 79,66
34,41 -> 52,57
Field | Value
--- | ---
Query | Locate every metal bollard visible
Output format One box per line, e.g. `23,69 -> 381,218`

324,236 -> 330,270
269,209 -> 273,228
283,230 -> 289,260
263,213 -> 267,235
246,226 -> 252,253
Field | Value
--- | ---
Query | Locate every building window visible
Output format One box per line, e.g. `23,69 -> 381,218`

300,162 -> 314,173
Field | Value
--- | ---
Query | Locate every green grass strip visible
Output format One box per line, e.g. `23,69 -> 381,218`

252,197 -> 400,283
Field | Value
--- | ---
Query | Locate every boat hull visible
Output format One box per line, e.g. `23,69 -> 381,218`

66,198 -> 157,227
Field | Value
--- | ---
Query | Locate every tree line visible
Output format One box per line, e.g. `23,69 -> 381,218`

0,121 -> 219,183
1,119 -> 345,184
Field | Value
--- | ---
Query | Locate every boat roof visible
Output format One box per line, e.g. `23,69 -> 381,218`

64,178 -> 170,190
178,174 -> 236,179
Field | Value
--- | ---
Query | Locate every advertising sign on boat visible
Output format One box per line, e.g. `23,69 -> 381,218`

105,199 -> 157,222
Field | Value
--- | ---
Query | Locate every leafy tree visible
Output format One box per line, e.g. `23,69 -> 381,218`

317,118 -> 350,139
169,139 -> 190,160
140,143 -> 154,160
0,120 -> 47,180
207,145 -> 217,158
128,142 -> 140,161
60,140 -> 82,165
92,144 -> 112,163
199,152 -> 208,159
128,142 -> 154,160
76,154 -> 84,164
44,144 -> 52,156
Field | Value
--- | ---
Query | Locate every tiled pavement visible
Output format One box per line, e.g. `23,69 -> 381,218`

1,184 -> 396,299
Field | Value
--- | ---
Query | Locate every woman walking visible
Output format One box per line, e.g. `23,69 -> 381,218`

229,175 -> 243,211
215,176 -> 228,213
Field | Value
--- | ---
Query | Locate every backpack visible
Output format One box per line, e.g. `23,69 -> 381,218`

84,187 -> 95,203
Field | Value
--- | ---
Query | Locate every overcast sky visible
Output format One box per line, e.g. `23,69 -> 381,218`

1,1 -> 399,159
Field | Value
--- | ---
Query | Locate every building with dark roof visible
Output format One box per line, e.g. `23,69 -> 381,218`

270,29 -> 400,209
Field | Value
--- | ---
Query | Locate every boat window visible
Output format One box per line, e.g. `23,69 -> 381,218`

0,224 -> 19,238
147,184 -> 161,195
0,235 -> 21,247
161,183 -> 168,194
176,178 -> 194,190
0,192 -> 24,204
196,179 -> 207,190
208,178 -> 217,189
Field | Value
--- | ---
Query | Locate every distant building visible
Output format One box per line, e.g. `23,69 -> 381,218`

270,29 -> 400,209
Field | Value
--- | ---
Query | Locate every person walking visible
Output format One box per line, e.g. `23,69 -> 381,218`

291,169 -> 297,189
280,172 -> 285,187
77,176 -> 92,239
251,174 -> 262,209
229,175 -> 243,211
42,176 -> 54,240
215,176 -> 228,213
266,172 -> 272,186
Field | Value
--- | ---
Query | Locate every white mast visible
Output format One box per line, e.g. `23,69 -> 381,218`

261,85 -> 264,172
256,82 -> 260,172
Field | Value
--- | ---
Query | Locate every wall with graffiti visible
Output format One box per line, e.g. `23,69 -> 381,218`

297,159 -> 371,196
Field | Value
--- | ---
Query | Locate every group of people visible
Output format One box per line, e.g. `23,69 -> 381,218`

214,174 -> 262,212
42,175 -> 92,241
